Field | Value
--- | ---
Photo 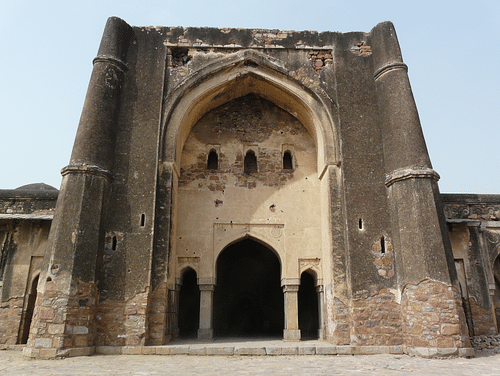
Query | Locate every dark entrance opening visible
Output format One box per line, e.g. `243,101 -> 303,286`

214,239 -> 283,338
19,275 -> 39,344
178,268 -> 200,338
298,271 -> 319,339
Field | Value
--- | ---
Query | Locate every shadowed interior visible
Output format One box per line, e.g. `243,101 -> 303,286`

214,239 -> 283,337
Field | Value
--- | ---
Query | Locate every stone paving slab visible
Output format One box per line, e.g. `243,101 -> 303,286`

1,349 -> 500,375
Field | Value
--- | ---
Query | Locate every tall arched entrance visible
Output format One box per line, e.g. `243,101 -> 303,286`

298,271 -> 319,339
214,239 -> 283,338
178,268 -> 200,338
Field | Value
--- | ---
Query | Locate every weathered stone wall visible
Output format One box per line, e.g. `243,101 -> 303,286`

0,186 -> 58,216
401,280 -> 470,349
443,195 -> 500,222
350,289 -> 403,346
0,187 -> 54,345
26,282 -> 97,354
96,289 -> 150,346
147,283 -> 169,345
330,297 -> 350,345
0,298 -> 23,344
178,94 -> 302,190
469,296 -> 497,335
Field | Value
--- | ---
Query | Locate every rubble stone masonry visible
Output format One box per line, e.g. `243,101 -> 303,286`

26,282 -> 97,355
147,283 -> 169,345
350,289 -> 403,346
96,289 -> 150,346
469,296 -> 497,335
401,279 -> 470,349
0,298 -> 23,344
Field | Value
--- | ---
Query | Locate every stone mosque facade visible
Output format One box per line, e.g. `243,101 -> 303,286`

1,17 -> 499,358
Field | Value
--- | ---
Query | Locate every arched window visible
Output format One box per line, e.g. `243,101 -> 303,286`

283,151 -> 293,170
207,149 -> 218,170
244,150 -> 257,174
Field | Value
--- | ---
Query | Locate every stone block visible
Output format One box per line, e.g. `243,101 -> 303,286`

335,346 -> 353,355
141,346 -> 157,355
206,346 -> 234,355
96,346 -> 123,355
38,348 -> 57,359
68,347 -> 95,357
22,347 -> 39,358
234,347 -> 266,355
122,346 -> 142,355
435,347 -> 459,357
283,329 -> 301,341
389,345 -> 403,354
298,346 -> 316,355
316,346 -> 337,355
189,346 -> 207,355
34,338 -> 51,348
458,347 -> 474,358
441,324 -> 460,336
197,328 -> 213,341
48,324 -> 65,335
73,335 -> 88,348
156,347 -> 171,355
39,308 -> 55,320
355,346 -> 390,355
281,346 -> 298,355
169,346 -> 189,355
72,326 -> 89,335
265,346 -> 281,355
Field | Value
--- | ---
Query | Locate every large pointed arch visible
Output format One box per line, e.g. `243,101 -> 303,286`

160,49 -> 339,173
213,237 -> 283,337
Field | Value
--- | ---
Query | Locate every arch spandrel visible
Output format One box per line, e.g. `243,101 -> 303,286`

160,49 -> 339,174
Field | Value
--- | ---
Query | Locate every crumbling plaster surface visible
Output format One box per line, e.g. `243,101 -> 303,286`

172,95 -> 322,282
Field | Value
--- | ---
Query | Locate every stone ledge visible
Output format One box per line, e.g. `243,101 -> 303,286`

404,346 -> 474,358
234,347 -> 266,356
22,346 -> 95,359
206,347 -> 234,355
0,344 -> 24,351
20,344 -> 474,358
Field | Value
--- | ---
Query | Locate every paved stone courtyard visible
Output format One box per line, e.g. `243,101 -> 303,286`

1,347 -> 499,375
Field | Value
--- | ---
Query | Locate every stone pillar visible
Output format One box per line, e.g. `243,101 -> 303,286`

198,281 -> 215,340
282,280 -> 300,341
371,21 -> 470,353
316,283 -> 325,340
23,17 -> 134,359
172,282 -> 181,339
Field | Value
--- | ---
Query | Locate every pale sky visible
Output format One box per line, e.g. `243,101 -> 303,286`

1,1 -> 499,193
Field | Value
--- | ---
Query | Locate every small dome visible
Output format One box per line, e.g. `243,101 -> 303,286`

15,183 -> 58,191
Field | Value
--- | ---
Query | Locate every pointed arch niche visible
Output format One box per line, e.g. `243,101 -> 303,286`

158,50 -> 339,342
160,50 -> 338,172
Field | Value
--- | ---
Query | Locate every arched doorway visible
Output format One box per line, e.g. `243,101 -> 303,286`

214,239 -> 283,338
18,275 -> 39,344
178,268 -> 200,338
298,271 -> 319,339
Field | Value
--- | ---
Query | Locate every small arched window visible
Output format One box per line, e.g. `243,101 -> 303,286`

244,150 -> 257,174
207,149 -> 218,170
283,151 -> 293,170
